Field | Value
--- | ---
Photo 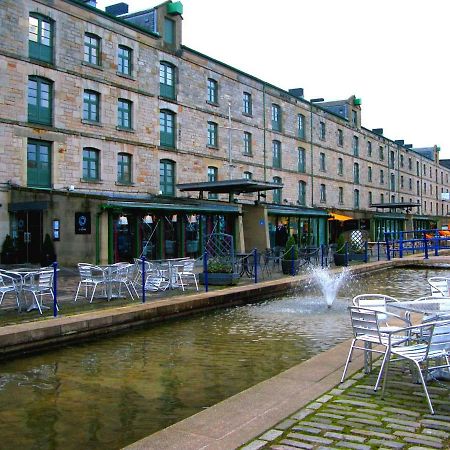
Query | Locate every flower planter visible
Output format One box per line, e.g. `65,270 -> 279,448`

281,259 -> 300,275
199,272 -> 239,286
333,253 -> 347,266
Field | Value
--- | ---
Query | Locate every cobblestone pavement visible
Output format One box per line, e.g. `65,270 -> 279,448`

241,363 -> 450,450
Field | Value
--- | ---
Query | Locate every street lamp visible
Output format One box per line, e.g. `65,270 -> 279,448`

228,100 -> 232,179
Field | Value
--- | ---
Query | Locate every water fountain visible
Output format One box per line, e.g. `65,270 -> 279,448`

309,266 -> 350,307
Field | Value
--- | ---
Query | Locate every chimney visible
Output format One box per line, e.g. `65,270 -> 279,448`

288,88 -> 304,99
105,2 -> 129,15
394,140 -> 405,146
372,128 -> 384,135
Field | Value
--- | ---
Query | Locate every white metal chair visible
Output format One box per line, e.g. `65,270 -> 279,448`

380,319 -> 450,415
427,277 -> 450,297
341,306 -> 408,389
22,269 -> 55,314
352,294 -> 410,332
144,275 -> 169,292
74,263 -> 107,303
177,259 -> 199,291
112,263 -> 139,300
0,272 -> 21,310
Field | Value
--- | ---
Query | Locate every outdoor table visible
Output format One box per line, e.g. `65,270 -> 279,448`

388,299 -> 450,317
154,258 -> 188,289
1,268 -> 44,311
236,253 -> 253,278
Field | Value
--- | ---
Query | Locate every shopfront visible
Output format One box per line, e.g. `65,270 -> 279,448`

372,213 -> 406,241
267,206 -> 329,252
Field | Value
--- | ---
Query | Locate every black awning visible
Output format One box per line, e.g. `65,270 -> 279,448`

370,202 -> 421,210
177,179 -> 283,194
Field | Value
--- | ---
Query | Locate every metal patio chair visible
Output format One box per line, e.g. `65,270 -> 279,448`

341,306 -> 409,389
177,259 -> 199,291
427,277 -> 450,297
0,271 -> 21,310
22,269 -> 55,314
74,263 -> 107,303
380,319 -> 450,415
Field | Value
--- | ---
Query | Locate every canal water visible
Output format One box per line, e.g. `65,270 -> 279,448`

0,267 -> 447,449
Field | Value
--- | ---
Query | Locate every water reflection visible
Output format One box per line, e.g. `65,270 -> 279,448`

0,267 -> 447,449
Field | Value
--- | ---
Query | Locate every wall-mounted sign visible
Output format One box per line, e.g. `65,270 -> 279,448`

52,219 -> 60,241
75,212 -> 91,234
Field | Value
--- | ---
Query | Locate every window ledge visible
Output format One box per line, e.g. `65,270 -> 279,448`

242,152 -> 253,157
82,119 -> 102,127
80,178 -> 102,184
242,112 -> 253,118
116,126 -> 135,133
116,71 -> 135,81
115,181 -> 134,186
159,95 -> 177,102
207,145 -> 219,150
206,100 -> 219,107
82,61 -> 103,71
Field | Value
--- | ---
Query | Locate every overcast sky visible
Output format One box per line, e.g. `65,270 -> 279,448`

97,0 -> 450,160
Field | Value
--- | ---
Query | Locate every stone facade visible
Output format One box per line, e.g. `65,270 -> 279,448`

1,0 -> 449,263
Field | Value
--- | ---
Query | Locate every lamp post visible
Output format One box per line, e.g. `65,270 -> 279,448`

228,100 -> 232,179
309,98 -> 324,207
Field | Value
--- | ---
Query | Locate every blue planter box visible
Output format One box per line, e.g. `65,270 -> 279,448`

199,272 -> 239,286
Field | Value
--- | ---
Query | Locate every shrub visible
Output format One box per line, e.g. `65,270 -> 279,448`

282,235 -> 298,261
207,258 -> 233,273
336,233 -> 347,254
1,234 -> 15,254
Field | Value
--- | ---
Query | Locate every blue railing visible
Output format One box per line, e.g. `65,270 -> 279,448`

383,229 -> 450,260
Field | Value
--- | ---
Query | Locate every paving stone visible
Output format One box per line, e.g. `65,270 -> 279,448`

298,421 -> 343,432
306,402 -> 322,410
422,428 -> 450,439
286,432 -> 333,445
367,439 -> 405,448
335,399 -> 376,408
422,419 -> 450,431
351,429 -> 397,440
310,416 -> 332,425
290,425 -> 321,435
356,407 -> 388,416
271,446 -> 307,450
316,394 -> 333,403
324,432 -> 366,443
393,431 -> 443,443
315,412 -> 344,420
277,439 -> 314,449
259,429 -> 284,441
402,437 -> 444,448
351,372 -> 366,380
386,423 -> 417,433
290,409 -> 314,421
342,416 -> 382,427
340,379 -> 358,389
382,416 -> 421,428
329,388 -> 344,395
382,406 -> 421,417
407,447 -> 442,450
336,442 -> 371,450
275,419 -> 297,430
326,404 -> 353,411
423,414 -> 450,422
241,440 -> 268,450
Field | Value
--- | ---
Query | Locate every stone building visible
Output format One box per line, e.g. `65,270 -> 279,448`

0,0 -> 449,265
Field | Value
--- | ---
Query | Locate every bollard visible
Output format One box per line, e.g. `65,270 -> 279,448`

423,232 -> 429,259
385,233 -> 391,261
321,244 -> 325,268
141,256 -> 146,303
377,240 -> 380,261
344,242 -> 349,267
399,232 -> 404,259
434,230 -> 439,257
254,248 -> 258,284
364,241 -> 368,263
52,261 -> 58,317
291,247 -> 295,276
203,251 -> 208,292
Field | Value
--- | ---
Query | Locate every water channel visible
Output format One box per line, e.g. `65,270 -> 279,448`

0,266 -> 447,449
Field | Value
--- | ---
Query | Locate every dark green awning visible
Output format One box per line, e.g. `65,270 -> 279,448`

373,213 -> 406,220
267,206 -> 329,218
101,201 -> 239,214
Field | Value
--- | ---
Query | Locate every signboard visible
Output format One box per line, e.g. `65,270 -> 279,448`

75,212 -> 91,234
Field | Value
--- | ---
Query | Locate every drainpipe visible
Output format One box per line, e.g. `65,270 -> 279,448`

263,83 -> 267,182
95,211 -> 101,264
310,103 -> 314,207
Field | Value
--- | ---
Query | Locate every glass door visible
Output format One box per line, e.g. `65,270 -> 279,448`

13,211 -> 43,263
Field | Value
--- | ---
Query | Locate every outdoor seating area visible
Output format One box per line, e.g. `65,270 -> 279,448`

342,277 -> 450,415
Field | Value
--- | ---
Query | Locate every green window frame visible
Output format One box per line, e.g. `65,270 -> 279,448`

117,99 -> 132,129
337,129 -> 343,146
271,104 -> 281,131
118,45 -> 132,76
368,191 -> 373,206
160,62 -> 176,99
298,147 -> 306,173
320,184 -> 326,203
380,169 -> 384,184
354,189 -> 360,208
379,145 -> 384,160
319,152 -> 326,172
353,162 -> 360,184
338,187 -> 344,205
273,177 -> 282,204
83,147 -> 100,181
208,166 -> 218,199
298,181 -> 306,206
243,92 -> 252,115
319,121 -> 326,140
83,90 -> 100,123
243,131 -> 252,155
390,150 -> 395,169
27,139 -> 51,187
391,173 -> 396,191
160,110 -> 175,148
29,14 -> 53,63
244,171 -> 252,180
298,114 -> 305,139
207,122 -> 218,147
368,166 -> 372,182
207,79 -> 218,104
353,136 -> 359,156
84,33 -> 101,66
160,159 -> 175,196
338,157 -> 343,176
367,141 -> 372,156
272,140 -> 281,168
117,153 -> 132,184
28,76 -> 52,125
164,17 -> 175,45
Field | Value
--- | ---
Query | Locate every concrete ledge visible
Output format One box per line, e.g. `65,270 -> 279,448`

0,255 -> 448,358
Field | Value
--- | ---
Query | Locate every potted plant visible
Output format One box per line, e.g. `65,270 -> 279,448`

199,257 -> 239,285
281,235 -> 299,275
333,234 -> 348,266
1,234 -> 16,265
41,233 -> 56,266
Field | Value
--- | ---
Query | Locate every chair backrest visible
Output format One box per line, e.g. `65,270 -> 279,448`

38,270 -> 53,288
421,320 -> 450,361
348,307 -> 383,344
428,277 -> 450,297
352,294 -> 399,322
182,259 -> 195,273
0,272 -> 16,288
